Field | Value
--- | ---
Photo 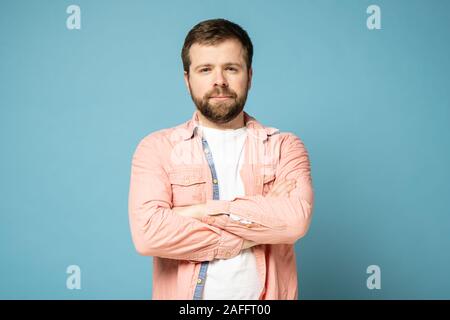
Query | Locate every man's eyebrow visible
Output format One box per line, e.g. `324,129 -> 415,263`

194,62 -> 243,70
194,64 -> 213,70
223,62 -> 243,67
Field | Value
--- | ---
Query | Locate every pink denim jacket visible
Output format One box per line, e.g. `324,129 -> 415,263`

128,111 -> 314,299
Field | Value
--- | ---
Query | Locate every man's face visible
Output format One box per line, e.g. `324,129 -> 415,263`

184,39 -> 252,124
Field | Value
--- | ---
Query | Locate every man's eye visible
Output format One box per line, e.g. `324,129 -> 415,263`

200,68 -> 210,73
226,67 -> 237,72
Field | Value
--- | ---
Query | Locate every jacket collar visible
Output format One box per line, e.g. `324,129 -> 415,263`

180,110 -> 279,142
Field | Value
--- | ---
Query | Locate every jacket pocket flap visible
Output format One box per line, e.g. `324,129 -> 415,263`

169,168 -> 206,186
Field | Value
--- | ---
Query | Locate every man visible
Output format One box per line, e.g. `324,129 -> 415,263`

128,18 -> 314,300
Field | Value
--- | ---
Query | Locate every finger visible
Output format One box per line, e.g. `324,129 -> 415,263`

274,181 -> 296,197
268,180 -> 296,197
269,179 -> 293,194
268,179 -> 294,196
267,181 -> 287,196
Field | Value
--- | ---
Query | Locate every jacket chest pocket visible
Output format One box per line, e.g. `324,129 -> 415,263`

168,168 -> 206,206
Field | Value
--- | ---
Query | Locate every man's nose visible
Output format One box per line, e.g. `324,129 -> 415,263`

213,70 -> 228,87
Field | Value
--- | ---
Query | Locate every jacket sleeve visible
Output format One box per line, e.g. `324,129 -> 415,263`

128,135 -> 244,261
201,133 -> 314,245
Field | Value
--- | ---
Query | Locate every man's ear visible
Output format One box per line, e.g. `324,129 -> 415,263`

183,71 -> 191,94
247,67 -> 253,90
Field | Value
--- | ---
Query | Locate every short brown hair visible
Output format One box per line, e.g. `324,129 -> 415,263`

181,18 -> 253,74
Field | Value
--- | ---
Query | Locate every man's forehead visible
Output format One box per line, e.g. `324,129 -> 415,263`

189,39 -> 245,62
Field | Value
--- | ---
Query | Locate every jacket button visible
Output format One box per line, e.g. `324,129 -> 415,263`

197,278 -> 202,284
213,179 -> 218,184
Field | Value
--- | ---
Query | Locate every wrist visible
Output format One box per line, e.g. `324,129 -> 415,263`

196,203 -> 207,219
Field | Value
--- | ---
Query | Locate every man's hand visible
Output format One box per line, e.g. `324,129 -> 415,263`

266,179 -> 296,197
242,239 -> 258,249
172,203 -> 206,220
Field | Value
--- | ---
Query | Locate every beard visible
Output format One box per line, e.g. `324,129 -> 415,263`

189,84 -> 249,124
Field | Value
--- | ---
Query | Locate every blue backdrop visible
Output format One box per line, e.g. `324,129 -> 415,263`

1,0 -> 449,299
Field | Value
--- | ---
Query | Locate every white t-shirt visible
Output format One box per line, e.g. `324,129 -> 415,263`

199,125 -> 262,300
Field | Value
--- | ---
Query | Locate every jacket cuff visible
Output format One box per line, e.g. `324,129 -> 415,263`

206,199 -> 230,215
215,230 -> 243,260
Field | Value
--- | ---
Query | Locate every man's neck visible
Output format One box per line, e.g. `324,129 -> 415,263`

197,111 -> 245,130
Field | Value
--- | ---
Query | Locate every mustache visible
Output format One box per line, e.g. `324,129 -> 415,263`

205,88 -> 237,99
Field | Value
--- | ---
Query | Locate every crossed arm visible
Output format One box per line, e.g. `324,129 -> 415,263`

172,179 -> 297,249
128,133 -> 314,262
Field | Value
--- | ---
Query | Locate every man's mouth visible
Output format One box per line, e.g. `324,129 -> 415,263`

209,96 -> 233,99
